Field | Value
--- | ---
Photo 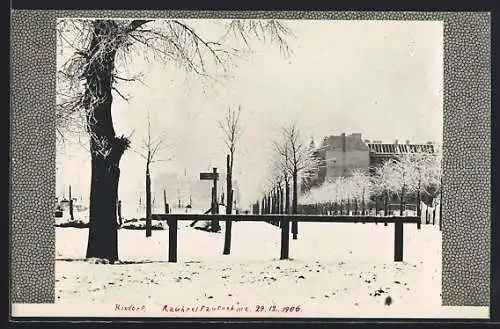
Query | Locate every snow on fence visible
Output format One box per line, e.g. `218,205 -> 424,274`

151,213 -> 420,264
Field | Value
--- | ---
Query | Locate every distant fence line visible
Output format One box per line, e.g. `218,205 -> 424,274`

251,194 -> 441,230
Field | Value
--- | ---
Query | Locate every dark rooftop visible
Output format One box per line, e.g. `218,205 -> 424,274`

367,143 -> 435,154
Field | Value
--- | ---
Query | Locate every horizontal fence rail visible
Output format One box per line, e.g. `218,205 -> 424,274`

152,214 -> 419,223
152,214 -> 420,263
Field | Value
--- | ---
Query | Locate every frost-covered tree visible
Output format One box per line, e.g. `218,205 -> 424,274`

272,135 -> 293,214
373,160 -> 398,215
57,19 -> 293,262
350,169 -> 373,215
400,146 -> 442,216
419,145 -> 442,222
271,124 -> 319,238
278,124 -> 320,215
372,145 -> 442,217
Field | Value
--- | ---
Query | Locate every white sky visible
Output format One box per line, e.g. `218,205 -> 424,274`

56,19 -> 444,209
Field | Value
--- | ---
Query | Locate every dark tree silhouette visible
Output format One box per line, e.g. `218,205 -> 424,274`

219,106 -> 242,253
273,124 -> 319,239
272,139 -> 292,215
57,19 -> 293,262
131,110 -> 170,237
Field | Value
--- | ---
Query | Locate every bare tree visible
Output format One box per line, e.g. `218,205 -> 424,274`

282,124 -> 319,212
131,110 -> 171,237
57,19 -> 293,262
265,164 -> 286,217
272,137 -> 292,215
218,106 -> 242,218
373,161 -> 397,216
399,147 -> 440,220
350,169 -> 373,215
218,106 -> 243,252
417,145 -> 442,223
274,123 -> 319,239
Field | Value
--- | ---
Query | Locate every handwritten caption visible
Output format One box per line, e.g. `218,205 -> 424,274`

114,303 -> 303,314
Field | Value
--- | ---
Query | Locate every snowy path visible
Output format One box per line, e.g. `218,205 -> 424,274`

52,222 -> 485,318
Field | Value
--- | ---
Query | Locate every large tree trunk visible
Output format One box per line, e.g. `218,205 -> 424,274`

84,21 -> 128,262
145,163 -> 152,237
86,156 -> 121,262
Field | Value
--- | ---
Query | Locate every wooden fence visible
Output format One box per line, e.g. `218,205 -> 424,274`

250,196 -> 442,232
152,214 -> 420,264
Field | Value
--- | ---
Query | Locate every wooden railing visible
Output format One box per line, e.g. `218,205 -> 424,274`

152,214 -> 420,263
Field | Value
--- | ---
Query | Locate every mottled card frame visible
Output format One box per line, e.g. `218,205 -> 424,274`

10,10 -> 491,309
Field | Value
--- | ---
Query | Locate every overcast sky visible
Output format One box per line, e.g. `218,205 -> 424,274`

56,19 -> 443,209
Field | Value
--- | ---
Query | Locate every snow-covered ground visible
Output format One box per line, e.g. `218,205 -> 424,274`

48,221 -> 488,318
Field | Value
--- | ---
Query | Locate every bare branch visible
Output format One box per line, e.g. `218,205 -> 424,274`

112,87 -> 129,102
127,20 -> 154,32
218,105 -> 243,169
56,18 -> 293,157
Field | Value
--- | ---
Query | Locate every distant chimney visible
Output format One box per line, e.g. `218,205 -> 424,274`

341,133 -> 346,153
394,139 -> 398,145
405,140 -> 410,145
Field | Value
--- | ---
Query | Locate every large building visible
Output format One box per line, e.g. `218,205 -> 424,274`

313,133 -> 436,186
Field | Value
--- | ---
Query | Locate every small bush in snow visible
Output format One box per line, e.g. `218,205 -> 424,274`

86,257 -> 110,264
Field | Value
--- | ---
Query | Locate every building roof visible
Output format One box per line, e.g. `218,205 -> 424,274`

367,143 -> 435,154
321,133 -> 370,152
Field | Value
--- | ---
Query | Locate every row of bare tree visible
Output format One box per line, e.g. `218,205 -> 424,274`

255,123 -> 320,238
258,123 -> 443,230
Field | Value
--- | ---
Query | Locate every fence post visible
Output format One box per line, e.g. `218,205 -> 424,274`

384,192 -> 388,226
439,189 -> 443,231
69,185 -> 74,221
223,189 -> 233,255
361,196 -> 365,216
394,220 -> 403,262
211,168 -> 220,231
168,217 -> 178,263
280,188 -> 284,215
163,189 -> 168,214
280,216 -> 290,260
268,194 -> 271,215
416,198 -> 421,230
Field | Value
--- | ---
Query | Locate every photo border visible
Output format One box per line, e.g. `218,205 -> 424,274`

10,9 -> 491,313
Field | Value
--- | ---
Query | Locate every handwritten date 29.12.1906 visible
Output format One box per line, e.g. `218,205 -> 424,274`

255,305 -> 302,313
